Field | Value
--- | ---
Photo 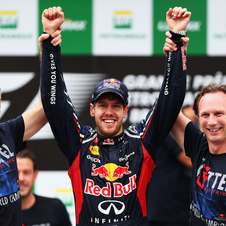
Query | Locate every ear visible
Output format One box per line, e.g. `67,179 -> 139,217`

90,103 -> 95,117
123,105 -> 129,118
34,170 -> 39,182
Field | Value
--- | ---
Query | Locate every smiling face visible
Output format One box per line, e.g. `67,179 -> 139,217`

17,157 -> 38,198
199,91 -> 226,152
90,93 -> 129,137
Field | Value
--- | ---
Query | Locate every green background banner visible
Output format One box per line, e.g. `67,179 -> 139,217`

39,0 -> 92,55
153,0 -> 207,55
38,0 -> 208,56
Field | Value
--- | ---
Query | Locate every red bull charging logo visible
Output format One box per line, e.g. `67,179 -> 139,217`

91,162 -> 131,182
85,163 -> 136,197
85,162 -> 136,197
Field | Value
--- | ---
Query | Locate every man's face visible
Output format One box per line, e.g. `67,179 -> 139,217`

199,91 -> 226,151
90,93 -> 129,137
17,157 -> 38,198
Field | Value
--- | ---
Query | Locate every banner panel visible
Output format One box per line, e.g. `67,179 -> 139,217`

0,0 -> 38,56
153,0 -> 207,55
93,0 -> 152,55
39,0 -> 92,55
207,0 -> 226,56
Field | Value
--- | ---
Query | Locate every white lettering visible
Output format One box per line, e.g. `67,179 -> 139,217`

218,174 -> 226,191
87,155 -> 101,163
0,197 -> 8,206
0,144 -> 14,159
9,190 -> 20,203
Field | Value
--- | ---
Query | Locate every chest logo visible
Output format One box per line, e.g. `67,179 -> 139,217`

92,162 -> 131,182
98,200 -> 125,215
197,164 -> 211,189
103,138 -> 114,145
89,145 -> 100,157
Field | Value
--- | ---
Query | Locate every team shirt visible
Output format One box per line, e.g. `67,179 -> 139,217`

185,122 -> 226,225
0,116 -> 26,226
22,195 -> 72,226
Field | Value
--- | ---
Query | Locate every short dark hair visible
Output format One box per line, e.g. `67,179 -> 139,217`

193,83 -> 226,117
16,149 -> 37,171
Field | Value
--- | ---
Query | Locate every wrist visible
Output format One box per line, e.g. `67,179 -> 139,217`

171,29 -> 187,37
43,28 -> 55,36
169,30 -> 185,42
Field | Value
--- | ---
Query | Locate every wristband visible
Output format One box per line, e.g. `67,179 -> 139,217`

172,29 -> 187,37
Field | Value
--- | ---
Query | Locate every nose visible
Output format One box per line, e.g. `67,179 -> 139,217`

105,106 -> 113,115
18,171 -> 24,181
208,114 -> 217,126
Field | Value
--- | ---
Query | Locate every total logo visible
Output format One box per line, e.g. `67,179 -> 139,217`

91,162 -> 131,182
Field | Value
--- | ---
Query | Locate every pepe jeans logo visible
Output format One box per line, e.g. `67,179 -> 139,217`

98,200 -> 125,215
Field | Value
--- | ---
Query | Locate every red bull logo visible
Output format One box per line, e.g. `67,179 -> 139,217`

92,164 -> 109,178
103,138 -> 114,145
91,162 -> 131,182
112,162 -> 131,178
218,214 -> 226,219
85,175 -> 136,197
103,79 -> 120,88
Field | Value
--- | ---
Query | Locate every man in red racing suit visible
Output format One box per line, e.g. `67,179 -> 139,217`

40,6 -> 191,226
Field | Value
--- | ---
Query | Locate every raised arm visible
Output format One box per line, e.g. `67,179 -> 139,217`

142,7 -> 191,152
22,91 -> 47,141
171,111 -> 191,151
162,8 -> 192,150
22,8 -> 64,142
40,7 -> 82,161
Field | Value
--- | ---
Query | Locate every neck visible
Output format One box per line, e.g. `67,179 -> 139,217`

208,141 -> 226,155
21,192 -> 36,210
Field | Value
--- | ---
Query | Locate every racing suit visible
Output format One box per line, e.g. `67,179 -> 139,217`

40,32 -> 186,226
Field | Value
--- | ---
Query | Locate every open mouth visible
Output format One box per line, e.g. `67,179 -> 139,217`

208,128 -> 221,132
104,119 -> 115,124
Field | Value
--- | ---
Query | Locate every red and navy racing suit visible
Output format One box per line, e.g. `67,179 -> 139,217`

40,32 -> 186,226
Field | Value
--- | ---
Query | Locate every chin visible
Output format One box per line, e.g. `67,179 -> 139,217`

103,132 -> 115,137
20,190 -> 29,198
20,193 -> 26,198
99,128 -> 117,137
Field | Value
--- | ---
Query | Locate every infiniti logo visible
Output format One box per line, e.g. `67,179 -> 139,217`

98,200 -> 125,215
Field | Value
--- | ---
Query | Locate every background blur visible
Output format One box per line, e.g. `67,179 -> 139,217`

0,0 -> 225,224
